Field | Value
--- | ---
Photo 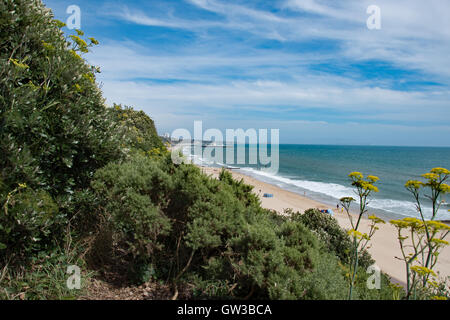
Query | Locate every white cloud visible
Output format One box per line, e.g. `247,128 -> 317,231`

113,0 -> 450,80
84,0 -> 450,145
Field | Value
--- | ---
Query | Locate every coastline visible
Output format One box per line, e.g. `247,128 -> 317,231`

198,166 -> 450,286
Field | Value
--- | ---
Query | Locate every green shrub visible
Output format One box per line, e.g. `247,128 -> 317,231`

218,169 -> 261,208
0,0 -> 125,197
91,154 -> 173,259
90,153 -> 350,299
296,251 -> 348,300
111,104 -> 165,153
294,208 -> 374,270
0,184 -> 62,261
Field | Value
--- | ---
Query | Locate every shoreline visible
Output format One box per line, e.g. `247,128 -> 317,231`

198,166 -> 450,286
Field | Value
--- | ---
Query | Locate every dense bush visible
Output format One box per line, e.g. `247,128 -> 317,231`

0,184 -> 61,259
0,0 -> 131,265
293,208 -> 374,270
293,208 -> 398,300
91,154 -> 351,299
0,0 -> 125,197
110,104 -> 165,153
91,155 -> 172,259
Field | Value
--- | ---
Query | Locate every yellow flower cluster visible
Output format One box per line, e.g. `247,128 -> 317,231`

430,238 -> 449,246
42,41 -> 54,51
347,229 -> 370,240
368,215 -> 385,224
405,180 -> 423,189
348,172 -> 379,193
349,172 -> 363,180
83,72 -> 95,84
440,183 -> 450,193
422,173 -> 439,181
425,220 -> 450,232
89,37 -> 99,45
430,167 -> 450,175
390,217 -> 424,230
9,58 -> 29,70
53,19 -> 66,28
361,181 -> 379,192
69,50 -> 82,61
74,84 -> 82,92
410,266 -> 436,277
69,35 -> 89,53
27,81 -> 39,91
340,196 -> 355,203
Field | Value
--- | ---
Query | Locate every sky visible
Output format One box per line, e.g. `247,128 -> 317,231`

43,0 -> 450,146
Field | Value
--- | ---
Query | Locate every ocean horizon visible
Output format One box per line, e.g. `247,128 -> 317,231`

183,144 -> 450,221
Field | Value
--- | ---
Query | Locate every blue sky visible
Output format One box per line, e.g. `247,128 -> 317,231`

43,0 -> 450,146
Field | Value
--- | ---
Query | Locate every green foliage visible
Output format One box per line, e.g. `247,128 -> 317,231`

294,208 -> 374,270
0,184 -> 62,260
91,155 -> 172,259
91,152 -> 350,299
111,104 -> 165,153
0,247 -> 91,300
0,0 -> 125,197
218,169 -> 261,208
295,251 -> 348,300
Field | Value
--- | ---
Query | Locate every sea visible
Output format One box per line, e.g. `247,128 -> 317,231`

182,144 -> 450,221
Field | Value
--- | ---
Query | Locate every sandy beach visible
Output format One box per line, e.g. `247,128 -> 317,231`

199,166 -> 450,286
